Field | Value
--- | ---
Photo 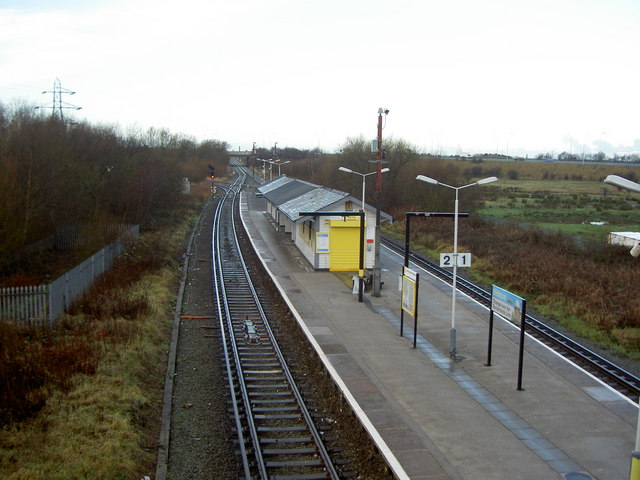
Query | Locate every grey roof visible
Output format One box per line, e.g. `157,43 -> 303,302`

257,176 -> 295,195
258,177 -> 317,205
280,188 -> 349,222
256,175 -> 393,224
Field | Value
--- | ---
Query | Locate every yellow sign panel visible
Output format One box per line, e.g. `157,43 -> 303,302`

402,275 -> 417,317
401,267 -> 418,317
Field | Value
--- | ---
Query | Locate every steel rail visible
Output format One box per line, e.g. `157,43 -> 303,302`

212,175 -> 254,479
382,236 -> 640,401
227,177 -> 341,480
214,170 -> 340,479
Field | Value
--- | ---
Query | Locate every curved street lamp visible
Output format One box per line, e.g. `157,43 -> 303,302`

604,174 -> 640,194
339,166 -> 390,211
416,174 -> 498,359
275,159 -> 290,176
604,175 -> 640,256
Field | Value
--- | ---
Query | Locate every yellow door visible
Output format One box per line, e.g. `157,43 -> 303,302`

329,219 -> 363,271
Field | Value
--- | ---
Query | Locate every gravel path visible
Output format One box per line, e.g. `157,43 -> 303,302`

166,197 -> 240,479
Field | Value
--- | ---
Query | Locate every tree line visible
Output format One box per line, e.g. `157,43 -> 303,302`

0,102 -> 228,278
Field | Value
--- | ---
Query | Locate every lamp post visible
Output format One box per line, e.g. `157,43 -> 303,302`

339,166 -> 390,212
374,108 -> 390,297
604,174 -> 640,194
604,175 -> 640,257
256,158 -> 268,180
416,174 -> 498,358
275,160 -> 290,176
603,174 -> 640,480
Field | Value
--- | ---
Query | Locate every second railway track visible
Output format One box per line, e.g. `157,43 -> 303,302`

382,235 -> 640,402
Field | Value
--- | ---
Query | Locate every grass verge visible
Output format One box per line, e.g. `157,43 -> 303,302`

0,194 -> 205,480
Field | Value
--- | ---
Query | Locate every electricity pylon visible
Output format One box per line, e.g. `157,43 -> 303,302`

36,78 -> 82,122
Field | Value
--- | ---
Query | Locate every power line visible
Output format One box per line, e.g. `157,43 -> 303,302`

35,78 -> 82,122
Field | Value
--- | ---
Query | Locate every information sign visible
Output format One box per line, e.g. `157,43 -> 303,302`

491,285 -> 524,324
316,232 -> 329,253
401,266 -> 418,317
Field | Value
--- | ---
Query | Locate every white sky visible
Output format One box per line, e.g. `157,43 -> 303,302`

1,0 -> 639,156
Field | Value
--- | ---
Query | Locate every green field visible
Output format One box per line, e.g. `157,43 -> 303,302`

480,178 -> 640,239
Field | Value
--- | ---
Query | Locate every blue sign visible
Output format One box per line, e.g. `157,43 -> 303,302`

491,285 -> 525,323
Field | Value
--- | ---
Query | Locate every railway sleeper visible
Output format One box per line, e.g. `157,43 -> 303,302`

254,413 -> 301,420
251,398 -> 296,404
252,406 -> 298,413
245,376 -> 287,382
241,362 -> 281,369
246,383 -> 290,389
248,391 -> 293,397
270,473 -> 333,480
266,459 -> 324,468
262,447 -> 318,455
237,347 -> 276,352
258,425 -> 307,432
260,436 -> 314,444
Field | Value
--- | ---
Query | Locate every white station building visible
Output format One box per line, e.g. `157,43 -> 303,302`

256,176 -> 393,272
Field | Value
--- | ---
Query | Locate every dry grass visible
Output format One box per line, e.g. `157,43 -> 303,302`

0,198 -> 201,479
388,217 -> 640,357
457,158 -> 640,182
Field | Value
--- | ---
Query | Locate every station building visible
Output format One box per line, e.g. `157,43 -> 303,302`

256,176 -> 393,272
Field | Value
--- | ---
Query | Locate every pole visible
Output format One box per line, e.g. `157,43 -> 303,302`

362,175 -> 366,212
450,189 -> 459,358
358,211 -> 365,303
517,300 -> 527,390
400,214 -> 411,337
373,110 -> 383,296
403,213 -> 411,268
630,400 -> 640,480
413,273 -> 420,349
486,309 -> 494,366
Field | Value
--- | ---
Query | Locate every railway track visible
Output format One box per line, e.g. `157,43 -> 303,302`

381,236 -> 640,402
212,172 -> 343,480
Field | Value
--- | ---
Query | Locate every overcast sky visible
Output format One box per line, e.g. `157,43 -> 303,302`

1,0 -> 638,156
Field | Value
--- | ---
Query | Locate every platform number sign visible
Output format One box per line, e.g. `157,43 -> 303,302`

440,253 -> 471,268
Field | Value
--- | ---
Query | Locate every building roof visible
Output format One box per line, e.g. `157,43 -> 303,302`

257,175 -> 393,224
257,176 -> 317,205
280,188 -> 350,222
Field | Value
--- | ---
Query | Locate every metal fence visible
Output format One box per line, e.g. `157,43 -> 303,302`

0,225 -> 139,327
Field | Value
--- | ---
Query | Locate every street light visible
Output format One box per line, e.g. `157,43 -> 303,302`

604,175 -> 640,257
416,174 -> 498,359
604,175 -> 640,194
256,158 -> 268,180
339,166 -> 390,212
604,174 -> 640,479
275,160 -> 290,176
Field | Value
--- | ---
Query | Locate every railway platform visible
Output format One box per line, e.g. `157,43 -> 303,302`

240,192 -> 638,480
